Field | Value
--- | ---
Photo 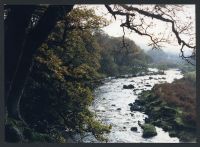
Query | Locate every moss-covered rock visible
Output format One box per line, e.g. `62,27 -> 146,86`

141,123 -> 157,138
178,131 -> 196,142
169,131 -> 177,137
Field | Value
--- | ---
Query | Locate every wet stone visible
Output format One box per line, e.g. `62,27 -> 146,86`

131,127 -> 138,132
128,103 -> 134,106
130,105 -> 143,111
123,84 -> 135,89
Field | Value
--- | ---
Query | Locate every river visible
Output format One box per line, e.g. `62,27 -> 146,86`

72,68 -> 183,143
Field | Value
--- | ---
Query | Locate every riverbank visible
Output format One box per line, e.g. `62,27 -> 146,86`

132,75 -> 196,142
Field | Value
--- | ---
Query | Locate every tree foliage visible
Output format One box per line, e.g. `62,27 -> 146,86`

94,30 -> 151,76
19,7 -> 110,142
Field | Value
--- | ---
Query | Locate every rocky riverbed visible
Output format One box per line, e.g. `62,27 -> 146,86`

72,68 -> 183,143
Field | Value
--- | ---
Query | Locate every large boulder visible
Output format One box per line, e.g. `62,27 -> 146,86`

141,124 -> 157,138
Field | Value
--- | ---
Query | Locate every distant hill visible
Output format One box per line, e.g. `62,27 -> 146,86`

146,49 -> 183,64
146,49 -> 195,73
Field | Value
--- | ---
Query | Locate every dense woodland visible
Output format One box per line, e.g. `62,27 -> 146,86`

4,5 -> 196,143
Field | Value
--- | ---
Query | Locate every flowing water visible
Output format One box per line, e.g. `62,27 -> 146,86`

73,68 -> 183,143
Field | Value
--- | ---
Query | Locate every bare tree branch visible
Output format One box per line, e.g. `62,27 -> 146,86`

105,4 -> 196,64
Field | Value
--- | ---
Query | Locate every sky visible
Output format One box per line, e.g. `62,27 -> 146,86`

77,4 -> 196,56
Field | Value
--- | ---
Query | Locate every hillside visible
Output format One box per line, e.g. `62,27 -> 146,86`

95,31 -> 152,76
136,71 -> 196,142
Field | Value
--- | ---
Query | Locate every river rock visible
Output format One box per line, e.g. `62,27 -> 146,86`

138,121 -> 142,126
123,84 -> 135,89
128,103 -> 133,106
134,99 -> 145,105
130,127 -> 138,131
168,131 -> 177,137
130,105 -> 143,111
149,77 -> 153,80
141,123 -> 157,138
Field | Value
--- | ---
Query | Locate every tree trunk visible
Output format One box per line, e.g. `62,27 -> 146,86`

5,5 -> 36,119
5,5 -> 74,120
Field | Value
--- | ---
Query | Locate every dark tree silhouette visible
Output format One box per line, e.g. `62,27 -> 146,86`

5,5 -> 74,120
